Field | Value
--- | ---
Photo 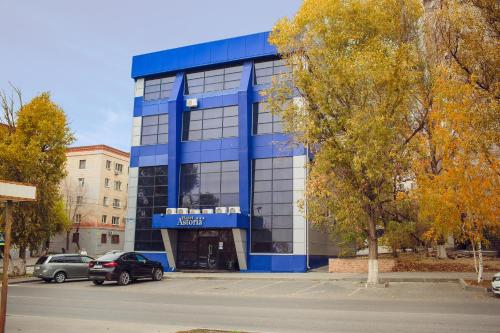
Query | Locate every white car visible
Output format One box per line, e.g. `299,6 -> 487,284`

492,273 -> 500,295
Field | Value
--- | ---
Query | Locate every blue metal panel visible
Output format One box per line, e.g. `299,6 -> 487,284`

238,61 -> 253,218
133,97 -> 142,117
131,32 -> 277,78
152,213 -> 250,229
138,252 -> 172,272
200,150 -> 221,162
138,155 -> 156,167
220,148 -> 239,161
247,255 -> 307,272
168,73 -> 185,208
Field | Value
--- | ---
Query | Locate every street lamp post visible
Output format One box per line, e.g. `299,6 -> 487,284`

0,181 -> 36,333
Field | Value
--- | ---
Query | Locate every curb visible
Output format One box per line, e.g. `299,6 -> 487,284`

458,278 -> 490,293
163,275 -> 462,283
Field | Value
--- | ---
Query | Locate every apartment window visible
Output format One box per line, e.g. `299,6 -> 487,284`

135,166 -> 168,252
104,178 -> 110,187
78,178 -> 85,187
101,215 -> 107,224
111,235 -> 120,244
76,196 -> 83,204
101,234 -> 107,244
254,59 -> 292,85
144,76 -> 175,101
141,114 -> 168,145
112,199 -> 121,208
111,216 -> 120,225
252,102 -> 284,135
79,160 -> 86,169
114,181 -> 122,191
105,160 -> 111,170
182,106 -> 238,141
103,197 -> 109,206
72,233 -> 79,243
179,161 -> 239,210
185,65 -> 242,94
75,214 -> 82,224
115,163 -> 123,174
251,157 -> 294,254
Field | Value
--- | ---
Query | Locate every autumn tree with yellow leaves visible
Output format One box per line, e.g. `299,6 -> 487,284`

267,0 -> 425,284
415,0 -> 499,282
0,89 -> 73,260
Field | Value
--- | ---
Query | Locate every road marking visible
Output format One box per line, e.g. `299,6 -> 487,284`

290,281 -> 327,295
348,287 -> 362,297
241,280 -> 285,295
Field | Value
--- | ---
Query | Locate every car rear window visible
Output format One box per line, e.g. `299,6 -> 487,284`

95,253 -> 121,261
36,256 -> 48,265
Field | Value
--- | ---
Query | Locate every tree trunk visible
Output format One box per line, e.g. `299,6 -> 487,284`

65,231 -> 70,251
436,244 -> 447,259
477,241 -> 483,283
392,246 -> 399,258
367,213 -> 379,285
18,245 -> 26,260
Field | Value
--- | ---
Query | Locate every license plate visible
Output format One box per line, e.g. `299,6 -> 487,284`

93,265 -> 102,269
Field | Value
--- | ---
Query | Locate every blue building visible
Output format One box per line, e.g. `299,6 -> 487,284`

124,32 -> 338,272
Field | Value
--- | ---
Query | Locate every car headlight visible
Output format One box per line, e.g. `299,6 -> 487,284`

492,276 -> 500,282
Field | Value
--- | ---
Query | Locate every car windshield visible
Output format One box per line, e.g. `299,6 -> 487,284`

95,253 -> 121,261
36,256 -> 48,265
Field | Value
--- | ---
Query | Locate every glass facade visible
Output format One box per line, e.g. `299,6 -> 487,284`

135,166 -> 168,251
144,76 -> 175,101
251,157 -> 294,253
182,106 -> 238,141
141,114 -> 168,145
252,102 -> 284,135
254,59 -> 292,85
185,65 -> 242,94
179,161 -> 239,210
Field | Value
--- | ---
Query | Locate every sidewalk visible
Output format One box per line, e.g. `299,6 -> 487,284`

164,270 -> 496,283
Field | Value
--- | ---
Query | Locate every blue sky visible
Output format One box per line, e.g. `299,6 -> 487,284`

0,0 -> 301,151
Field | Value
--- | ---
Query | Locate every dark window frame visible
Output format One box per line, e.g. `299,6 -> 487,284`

251,157 -> 294,254
144,76 -> 176,101
254,58 -> 292,85
141,113 -> 168,146
252,102 -> 284,135
179,161 -> 239,211
135,166 -> 168,252
182,106 -> 238,141
185,65 -> 243,95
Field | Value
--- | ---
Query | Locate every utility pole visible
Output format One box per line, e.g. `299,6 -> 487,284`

0,180 -> 36,333
0,201 -> 12,333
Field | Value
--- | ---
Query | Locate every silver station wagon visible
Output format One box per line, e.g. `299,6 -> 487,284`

34,254 -> 94,283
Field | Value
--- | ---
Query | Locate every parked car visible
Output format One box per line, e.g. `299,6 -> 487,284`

492,272 -> 500,296
88,251 -> 164,286
34,254 -> 94,283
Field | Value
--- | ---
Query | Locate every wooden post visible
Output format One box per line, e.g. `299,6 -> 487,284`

0,200 -> 13,333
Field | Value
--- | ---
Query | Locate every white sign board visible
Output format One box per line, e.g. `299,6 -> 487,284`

0,181 -> 36,202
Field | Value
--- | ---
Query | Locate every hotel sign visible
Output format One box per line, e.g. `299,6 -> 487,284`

177,215 -> 205,226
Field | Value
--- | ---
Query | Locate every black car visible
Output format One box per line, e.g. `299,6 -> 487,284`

88,251 -> 164,286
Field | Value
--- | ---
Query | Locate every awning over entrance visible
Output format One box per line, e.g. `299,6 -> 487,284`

151,213 -> 249,271
152,213 -> 249,230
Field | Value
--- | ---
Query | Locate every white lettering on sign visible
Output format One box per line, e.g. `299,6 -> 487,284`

177,215 -> 205,226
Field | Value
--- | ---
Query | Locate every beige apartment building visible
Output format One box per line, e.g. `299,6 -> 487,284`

50,145 -> 130,257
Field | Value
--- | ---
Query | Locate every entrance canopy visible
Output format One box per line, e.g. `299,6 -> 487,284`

152,213 -> 249,230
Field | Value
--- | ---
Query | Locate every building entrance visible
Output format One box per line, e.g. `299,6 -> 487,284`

176,229 -> 238,271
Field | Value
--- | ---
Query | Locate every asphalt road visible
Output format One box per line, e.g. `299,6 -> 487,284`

5,277 -> 500,333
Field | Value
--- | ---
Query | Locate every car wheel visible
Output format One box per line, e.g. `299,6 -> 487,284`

152,268 -> 163,281
117,271 -> 130,286
43,278 -> 51,283
54,272 -> 66,283
92,280 -> 104,285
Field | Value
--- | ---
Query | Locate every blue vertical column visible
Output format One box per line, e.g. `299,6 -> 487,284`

238,62 -> 253,217
168,73 -> 185,208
